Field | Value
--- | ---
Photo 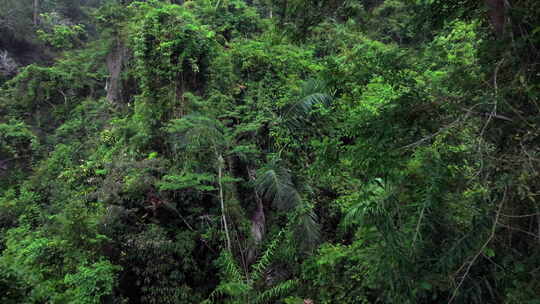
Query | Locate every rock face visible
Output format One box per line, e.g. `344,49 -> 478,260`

0,50 -> 18,77
106,39 -> 128,104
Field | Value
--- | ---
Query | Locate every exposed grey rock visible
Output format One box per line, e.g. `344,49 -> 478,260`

0,50 -> 19,77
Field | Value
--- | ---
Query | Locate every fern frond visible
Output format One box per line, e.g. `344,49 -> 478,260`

343,178 -> 394,228
205,281 -> 251,304
250,230 -> 284,283
204,251 -> 248,304
221,251 -> 244,282
158,172 -> 215,191
253,279 -> 300,304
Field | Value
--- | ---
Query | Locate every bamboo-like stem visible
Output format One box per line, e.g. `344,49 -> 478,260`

218,154 -> 232,252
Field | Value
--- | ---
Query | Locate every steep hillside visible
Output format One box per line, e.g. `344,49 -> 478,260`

1,0 -> 540,303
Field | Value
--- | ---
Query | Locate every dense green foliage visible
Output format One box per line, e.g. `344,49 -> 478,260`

1,0 -> 540,303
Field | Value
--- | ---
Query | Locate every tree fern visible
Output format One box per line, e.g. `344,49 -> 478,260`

255,159 -> 321,249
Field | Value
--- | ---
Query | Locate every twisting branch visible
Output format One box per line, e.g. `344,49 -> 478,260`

480,58 -> 505,138
500,212 -> 540,218
448,186 -> 506,304
498,223 -> 539,239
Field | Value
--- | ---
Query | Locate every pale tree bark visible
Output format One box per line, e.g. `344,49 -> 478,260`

218,154 -> 232,252
250,194 -> 265,243
33,0 -> 39,26
246,167 -> 266,264
485,0 -> 506,37
106,38 -> 127,104
267,0 -> 273,18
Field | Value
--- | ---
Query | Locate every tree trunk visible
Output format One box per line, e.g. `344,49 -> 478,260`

247,167 -> 266,264
485,0 -> 506,37
33,0 -> 39,26
175,71 -> 186,116
250,191 -> 265,244
106,38 -> 127,104
280,0 -> 288,25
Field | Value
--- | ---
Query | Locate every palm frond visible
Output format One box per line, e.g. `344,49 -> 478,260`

280,78 -> 333,130
294,206 -> 321,251
254,160 -> 301,211
165,113 -> 226,154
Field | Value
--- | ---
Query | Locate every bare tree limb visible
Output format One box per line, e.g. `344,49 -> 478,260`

448,186 -> 506,304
